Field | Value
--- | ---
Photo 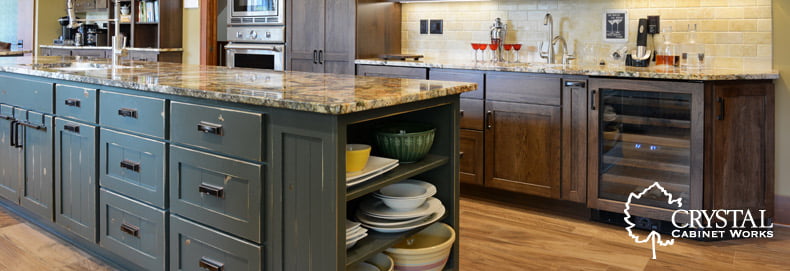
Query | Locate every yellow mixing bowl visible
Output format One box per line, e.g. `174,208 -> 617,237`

346,144 -> 372,173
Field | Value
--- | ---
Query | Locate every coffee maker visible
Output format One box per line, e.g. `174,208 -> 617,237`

81,23 -> 99,46
57,16 -> 78,45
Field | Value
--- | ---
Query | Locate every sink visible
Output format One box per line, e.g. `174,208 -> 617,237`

23,62 -> 138,71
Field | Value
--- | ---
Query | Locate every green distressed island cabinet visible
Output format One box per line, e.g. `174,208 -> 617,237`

0,57 -> 475,271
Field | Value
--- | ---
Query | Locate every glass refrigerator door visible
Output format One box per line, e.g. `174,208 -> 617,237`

598,89 -> 692,210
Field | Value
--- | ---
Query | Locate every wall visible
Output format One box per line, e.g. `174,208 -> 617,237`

35,0 -> 65,53
772,0 -> 789,224
182,7 -> 200,65
0,0 -> 34,51
402,0 -> 772,70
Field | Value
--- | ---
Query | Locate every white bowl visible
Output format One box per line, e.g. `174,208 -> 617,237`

378,180 -> 435,199
365,253 -> 394,271
374,194 -> 428,211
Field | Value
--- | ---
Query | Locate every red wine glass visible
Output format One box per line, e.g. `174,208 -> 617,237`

512,43 -> 523,63
503,44 -> 513,63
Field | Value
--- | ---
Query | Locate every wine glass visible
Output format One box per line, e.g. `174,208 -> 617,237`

478,44 -> 488,62
471,43 -> 480,63
503,44 -> 513,63
489,42 -> 499,63
512,43 -> 522,63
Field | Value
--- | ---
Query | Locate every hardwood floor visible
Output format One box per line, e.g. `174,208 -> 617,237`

0,196 -> 787,271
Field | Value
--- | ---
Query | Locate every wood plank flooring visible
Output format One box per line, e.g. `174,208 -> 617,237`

0,196 -> 787,271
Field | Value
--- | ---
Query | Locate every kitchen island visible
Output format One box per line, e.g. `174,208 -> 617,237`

0,56 -> 476,271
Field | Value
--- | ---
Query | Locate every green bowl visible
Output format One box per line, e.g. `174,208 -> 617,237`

375,122 -> 436,163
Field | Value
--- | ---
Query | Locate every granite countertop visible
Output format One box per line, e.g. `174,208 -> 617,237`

355,58 -> 779,81
41,45 -> 183,52
0,51 -> 28,57
0,56 -> 476,114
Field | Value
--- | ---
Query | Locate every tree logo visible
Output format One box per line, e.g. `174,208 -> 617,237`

624,182 -> 682,259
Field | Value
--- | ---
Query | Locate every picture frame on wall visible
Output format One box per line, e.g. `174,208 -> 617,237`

604,9 -> 628,42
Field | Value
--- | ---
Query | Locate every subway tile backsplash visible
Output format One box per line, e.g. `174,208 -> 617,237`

401,0 -> 772,70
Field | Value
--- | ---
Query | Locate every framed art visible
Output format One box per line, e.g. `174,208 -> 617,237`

604,9 -> 628,42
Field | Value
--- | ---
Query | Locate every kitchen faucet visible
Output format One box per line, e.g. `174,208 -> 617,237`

66,0 -> 127,67
539,13 -> 575,65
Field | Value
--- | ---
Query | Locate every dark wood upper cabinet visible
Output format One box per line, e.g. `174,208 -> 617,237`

484,100 -> 562,198
706,80 -> 775,217
288,0 -> 354,74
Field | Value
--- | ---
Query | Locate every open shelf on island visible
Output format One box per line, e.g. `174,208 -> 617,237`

346,154 -> 448,201
345,212 -> 448,268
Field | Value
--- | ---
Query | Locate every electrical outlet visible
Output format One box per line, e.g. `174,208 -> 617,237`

420,20 -> 428,34
17,40 -> 23,49
429,19 -> 443,35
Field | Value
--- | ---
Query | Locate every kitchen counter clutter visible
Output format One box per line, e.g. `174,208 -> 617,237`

40,45 -> 184,52
0,56 -> 472,270
355,58 -> 779,81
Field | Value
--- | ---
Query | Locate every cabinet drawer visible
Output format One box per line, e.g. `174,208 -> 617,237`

100,129 -> 166,208
72,49 -> 106,58
430,69 -> 484,99
170,146 -> 263,242
170,102 -> 263,161
0,75 -> 54,113
129,51 -> 159,62
56,85 -> 97,123
460,98 -> 484,130
170,215 -> 262,271
486,73 -> 561,106
100,189 -> 166,271
99,91 -> 166,139
357,65 -> 428,79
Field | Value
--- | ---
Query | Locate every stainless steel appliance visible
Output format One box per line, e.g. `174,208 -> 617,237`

489,18 -> 507,62
228,0 -> 284,25
226,26 -> 285,70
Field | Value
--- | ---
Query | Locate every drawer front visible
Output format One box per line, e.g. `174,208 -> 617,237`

100,189 -> 166,271
430,69 -> 484,99
170,146 -> 262,242
100,91 -> 166,139
72,49 -> 107,58
170,102 -> 263,161
170,215 -> 262,271
130,51 -> 159,62
486,73 -> 561,106
100,128 -> 167,208
460,98 -> 484,130
49,49 -> 72,57
0,75 -> 54,113
56,85 -> 97,123
357,65 -> 428,79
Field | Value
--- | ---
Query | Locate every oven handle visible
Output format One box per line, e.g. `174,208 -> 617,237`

225,43 -> 282,52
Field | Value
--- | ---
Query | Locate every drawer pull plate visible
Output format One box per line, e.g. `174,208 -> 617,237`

64,124 -> 80,134
564,81 -> 586,88
198,183 -> 225,198
120,160 -> 141,172
65,98 -> 81,108
197,121 -> 224,136
120,223 -> 140,237
199,257 -> 225,271
117,108 -> 138,118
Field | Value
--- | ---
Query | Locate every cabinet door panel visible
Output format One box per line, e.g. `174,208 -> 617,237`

0,106 -> 22,202
323,0 -> 355,74
460,98 -> 484,130
430,69 -> 485,99
560,79 -> 587,203
460,129 -> 483,186
288,0 -> 324,72
55,118 -> 97,242
20,113 -> 54,220
485,101 -> 561,198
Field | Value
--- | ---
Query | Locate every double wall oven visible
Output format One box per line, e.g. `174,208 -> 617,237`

226,0 -> 286,71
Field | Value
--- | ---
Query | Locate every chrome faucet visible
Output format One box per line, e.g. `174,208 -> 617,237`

539,13 -> 575,65
66,0 -> 127,66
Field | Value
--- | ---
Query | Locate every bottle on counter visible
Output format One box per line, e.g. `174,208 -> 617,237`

655,26 -> 678,67
681,24 -> 705,71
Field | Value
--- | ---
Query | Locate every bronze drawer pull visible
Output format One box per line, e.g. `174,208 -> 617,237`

18,121 -> 47,131
717,97 -> 725,120
65,98 -> 81,108
197,121 -> 224,136
590,89 -> 598,111
486,111 -> 494,129
198,183 -> 225,198
199,257 -> 224,271
117,108 -> 138,118
64,124 -> 80,134
120,223 -> 140,237
9,120 -> 17,147
120,160 -> 141,172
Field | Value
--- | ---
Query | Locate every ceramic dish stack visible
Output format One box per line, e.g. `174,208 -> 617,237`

347,156 -> 399,187
346,220 -> 368,249
356,180 -> 445,233
348,253 -> 394,271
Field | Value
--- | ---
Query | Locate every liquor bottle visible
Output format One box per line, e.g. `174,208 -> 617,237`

655,26 -> 678,67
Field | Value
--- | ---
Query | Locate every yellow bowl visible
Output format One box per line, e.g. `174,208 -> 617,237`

346,144 -> 372,173
385,223 -> 455,271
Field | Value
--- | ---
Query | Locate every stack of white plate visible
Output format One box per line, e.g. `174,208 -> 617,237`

346,220 -> 368,249
356,180 -> 445,233
347,156 -> 399,187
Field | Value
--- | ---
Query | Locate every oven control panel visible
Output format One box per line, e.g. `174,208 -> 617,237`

227,26 -> 285,43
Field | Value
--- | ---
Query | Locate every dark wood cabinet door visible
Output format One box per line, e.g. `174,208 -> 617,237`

287,0 -> 325,73
707,81 -> 774,216
485,101 -> 561,198
561,79 -> 588,203
460,129 -> 484,186
323,0 -> 355,74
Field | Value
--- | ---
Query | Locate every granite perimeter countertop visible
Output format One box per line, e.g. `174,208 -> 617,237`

41,45 -> 183,52
0,56 -> 476,114
0,51 -> 28,57
355,58 -> 779,81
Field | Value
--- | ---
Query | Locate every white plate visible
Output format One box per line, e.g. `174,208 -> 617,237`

360,197 -> 441,219
347,262 -> 379,271
346,220 -> 361,230
363,205 -> 446,233
355,209 -> 429,227
346,231 -> 368,244
347,162 -> 399,187
346,227 -> 368,240
347,156 -> 399,181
